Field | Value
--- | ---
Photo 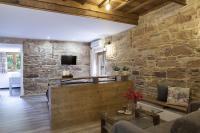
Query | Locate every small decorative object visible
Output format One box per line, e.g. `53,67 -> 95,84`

123,87 -> 143,115
122,66 -> 129,75
112,66 -> 120,76
62,70 -> 70,76
122,105 -> 127,112
117,110 -> 125,114
124,110 -> 132,115
62,70 -> 73,79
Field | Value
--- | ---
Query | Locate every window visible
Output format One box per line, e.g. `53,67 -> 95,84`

7,53 -> 21,72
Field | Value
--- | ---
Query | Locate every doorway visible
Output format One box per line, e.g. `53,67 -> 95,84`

0,44 -> 23,97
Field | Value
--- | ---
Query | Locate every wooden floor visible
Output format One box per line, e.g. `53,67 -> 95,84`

0,90 -> 100,133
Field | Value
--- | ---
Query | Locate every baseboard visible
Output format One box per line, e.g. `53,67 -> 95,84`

0,88 -> 9,89
20,93 -> 46,98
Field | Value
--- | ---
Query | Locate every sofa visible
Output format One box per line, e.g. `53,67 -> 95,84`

112,101 -> 200,133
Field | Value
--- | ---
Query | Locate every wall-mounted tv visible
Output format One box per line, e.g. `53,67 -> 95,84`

61,55 -> 77,65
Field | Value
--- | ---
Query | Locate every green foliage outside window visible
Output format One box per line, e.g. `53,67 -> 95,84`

7,53 -> 21,71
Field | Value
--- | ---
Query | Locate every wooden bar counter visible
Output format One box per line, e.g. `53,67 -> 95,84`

49,80 -> 133,129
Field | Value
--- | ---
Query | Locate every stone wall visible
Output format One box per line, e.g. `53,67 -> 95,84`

103,0 -> 200,100
0,38 -> 90,95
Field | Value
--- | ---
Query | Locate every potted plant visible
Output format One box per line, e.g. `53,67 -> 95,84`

112,66 -> 120,76
123,87 -> 143,115
122,66 -> 129,75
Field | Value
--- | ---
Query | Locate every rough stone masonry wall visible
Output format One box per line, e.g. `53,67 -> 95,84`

103,0 -> 200,100
0,38 -> 90,95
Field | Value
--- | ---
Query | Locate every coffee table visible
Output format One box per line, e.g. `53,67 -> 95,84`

100,108 -> 161,133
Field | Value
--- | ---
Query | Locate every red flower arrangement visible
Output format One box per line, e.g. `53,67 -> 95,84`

123,87 -> 143,103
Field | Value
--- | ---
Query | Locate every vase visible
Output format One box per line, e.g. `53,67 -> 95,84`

127,101 -> 133,113
127,100 -> 137,115
125,101 -> 137,120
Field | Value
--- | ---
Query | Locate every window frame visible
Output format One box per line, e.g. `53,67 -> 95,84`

6,52 -> 21,72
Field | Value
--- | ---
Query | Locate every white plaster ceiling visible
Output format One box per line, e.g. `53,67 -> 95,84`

0,4 -> 135,42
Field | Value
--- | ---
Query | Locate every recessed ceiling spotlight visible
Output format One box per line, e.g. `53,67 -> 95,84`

105,0 -> 111,11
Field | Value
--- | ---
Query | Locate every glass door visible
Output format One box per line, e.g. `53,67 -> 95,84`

96,52 -> 105,76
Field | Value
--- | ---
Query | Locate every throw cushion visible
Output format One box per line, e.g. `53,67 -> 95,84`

157,84 -> 168,102
167,87 -> 190,107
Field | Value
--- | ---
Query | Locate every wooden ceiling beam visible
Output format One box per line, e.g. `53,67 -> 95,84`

115,0 -> 136,10
140,1 -> 170,15
112,0 -> 127,3
36,0 -> 138,20
98,0 -> 107,8
88,0 -> 127,5
98,0 -> 127,8
0,0 -> 138,24
128,0 -> 185,14
0,0 -> 187,25
72,0 -> 87,5
128,0 -> 156,13
170,0 -> 186,5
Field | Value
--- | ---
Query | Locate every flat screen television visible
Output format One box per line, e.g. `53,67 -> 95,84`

61,55 -> 76,65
